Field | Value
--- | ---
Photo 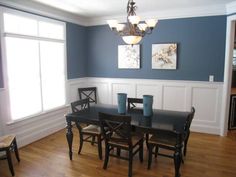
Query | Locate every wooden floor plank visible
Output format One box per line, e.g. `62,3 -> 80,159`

0,129 -> 236,177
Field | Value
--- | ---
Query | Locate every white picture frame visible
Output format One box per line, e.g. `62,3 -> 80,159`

152,43 -> 177,69
118,45 -> 140,69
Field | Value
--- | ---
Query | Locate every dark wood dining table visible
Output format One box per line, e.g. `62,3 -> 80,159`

65,104 -> 191,177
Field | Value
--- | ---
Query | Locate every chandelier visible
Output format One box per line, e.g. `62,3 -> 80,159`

107,0 -> 158,45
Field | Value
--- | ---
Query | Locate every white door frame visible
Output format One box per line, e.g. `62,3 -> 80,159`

221,14 -> 236,136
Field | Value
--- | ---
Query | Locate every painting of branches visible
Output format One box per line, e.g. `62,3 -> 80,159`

152,43 -> 177,69
118,45 -> 140,69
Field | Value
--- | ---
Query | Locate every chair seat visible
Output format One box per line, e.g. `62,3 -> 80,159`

148,133 -> 177,148
82,125 -> 101,134
0,135 -> 15,149
109,133 -> 143,148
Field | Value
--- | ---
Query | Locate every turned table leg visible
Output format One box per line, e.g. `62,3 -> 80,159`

66,116 -> 73,160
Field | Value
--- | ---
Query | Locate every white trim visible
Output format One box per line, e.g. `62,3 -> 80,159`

226,1 -> 236,15
0,0 -> 230,26
85,4 -> 226,26
221,14 -> 236,136
0,0 -> 88,26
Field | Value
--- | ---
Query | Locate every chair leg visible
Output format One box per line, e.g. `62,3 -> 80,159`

184,133 -> 190,156
13,138 -> 20,162
145,133 -> 149,148
139,140 -> 143,163
97,135 -> 102,160
76,123 -> 83,155
91,136 -> 95,145
128,149 -> 133,177
147,144 -> 154,170
6,149 -> 14,176
117,148 -> 121,156
78,134 -> 83,154
154,146 -> 159,158
103,144 -> 109,169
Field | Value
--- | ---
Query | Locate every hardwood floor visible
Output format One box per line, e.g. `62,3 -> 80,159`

1,129 -> 236,177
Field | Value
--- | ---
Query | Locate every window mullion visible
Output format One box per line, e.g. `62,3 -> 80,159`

38,40 -> 44,112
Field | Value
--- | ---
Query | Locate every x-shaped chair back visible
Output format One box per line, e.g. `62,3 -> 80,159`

78,87 -> 97,104
127,98 -> 143,111
71,98 -> 90,113
99,112 -> 132,146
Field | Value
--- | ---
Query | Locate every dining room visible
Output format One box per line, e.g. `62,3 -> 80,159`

0,0 -> 236,177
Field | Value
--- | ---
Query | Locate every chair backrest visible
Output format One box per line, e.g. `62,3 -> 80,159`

127,98 -> 143,110
99,112 -> 132,146
78,87 -> 97,104
184,107 -> 195,133
71,98 -> 90,113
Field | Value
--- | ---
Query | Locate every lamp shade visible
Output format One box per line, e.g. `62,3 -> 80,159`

145,19 -> 158,28
138,23 -> 148,31
122,35 -> 142,45
107,20 -> 118,29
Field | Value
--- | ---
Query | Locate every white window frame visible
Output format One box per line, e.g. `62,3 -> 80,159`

0,7 -> 68,122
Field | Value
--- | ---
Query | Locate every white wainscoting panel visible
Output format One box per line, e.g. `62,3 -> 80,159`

66,77 -> 223,135
163,85 -> 187,111
111,83 -> 136,105
136,84 -> 162,109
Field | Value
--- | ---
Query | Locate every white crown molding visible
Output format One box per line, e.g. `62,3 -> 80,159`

0,0 -> 88,26
0,0 -> 230,26
86,4 -> 227,26
226,1 -> 236,15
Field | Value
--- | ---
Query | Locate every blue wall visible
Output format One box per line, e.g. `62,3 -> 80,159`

66,22 -> 87,79
87,16 -> 226,81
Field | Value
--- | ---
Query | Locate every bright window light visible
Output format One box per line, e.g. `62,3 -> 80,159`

40,41 -> 65,110
3,11 -> 66,121
4,13 -> 38,36
39,21 -> 64,40
5,37 -> 42,120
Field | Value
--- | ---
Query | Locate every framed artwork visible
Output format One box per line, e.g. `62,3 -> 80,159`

118,45 -> 140,69
152,43 -> 177,69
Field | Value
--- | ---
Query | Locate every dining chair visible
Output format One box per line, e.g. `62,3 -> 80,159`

71,98 -> 103,160
99,112 -> 144,177
78,87 -> 99,144
147,129 -> 183,177
0,135 -> 20,176
127,98 -> 143,111
183,107 -> 195,156
78,87 -> 97,104
127,97 -> 151,147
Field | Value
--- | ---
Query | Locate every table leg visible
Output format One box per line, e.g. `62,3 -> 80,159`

66,117 -> 73,160
174,147 -> 182,177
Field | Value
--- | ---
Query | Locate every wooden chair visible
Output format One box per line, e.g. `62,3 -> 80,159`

183,107 -> 195,156
78,87 -> 99,146
146,107 -> 196,177
78,87 -> 97,104
99,112 -> 144,177
71,98 -> 103,159
0,135 -> 20,176
127,98 -> 143,111
147,129 -> 183,177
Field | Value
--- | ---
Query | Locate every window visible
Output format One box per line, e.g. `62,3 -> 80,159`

3,10 -> 66,120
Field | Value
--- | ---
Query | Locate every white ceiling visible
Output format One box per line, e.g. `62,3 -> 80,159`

30,0 -> 235,18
